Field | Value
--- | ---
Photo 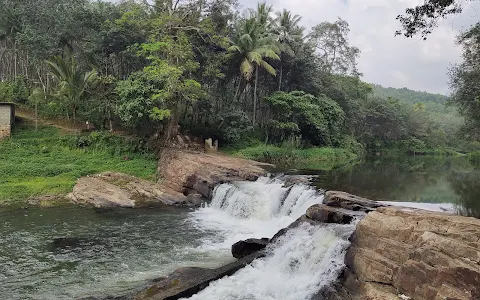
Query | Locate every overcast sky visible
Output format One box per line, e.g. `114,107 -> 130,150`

237,0 -> 480,95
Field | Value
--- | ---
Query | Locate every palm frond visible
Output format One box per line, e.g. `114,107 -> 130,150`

240,59 -> 254,80
260,60 -> 277,76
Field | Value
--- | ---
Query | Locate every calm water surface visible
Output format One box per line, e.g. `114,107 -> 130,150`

299,155 -> 480,218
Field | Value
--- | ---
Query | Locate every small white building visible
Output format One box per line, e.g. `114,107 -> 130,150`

0,102 -> 15,139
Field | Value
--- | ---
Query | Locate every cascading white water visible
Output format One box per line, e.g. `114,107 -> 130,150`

188,176 -> 324,251
186,176 -> 356,300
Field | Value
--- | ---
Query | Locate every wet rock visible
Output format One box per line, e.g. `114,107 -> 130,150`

135,251 -> 264,300
306,204 -> 365,224
48,237 -> 99,251
51,237 -> 82,249
186,193 -> 204,207
279,175 -> 313,187
157,148 -> 273,198
324,191 -> 384,212
231,238 -> 269,259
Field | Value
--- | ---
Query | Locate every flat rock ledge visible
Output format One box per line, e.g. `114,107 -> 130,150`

157,148 -> 273,198
67,172 -> 198,208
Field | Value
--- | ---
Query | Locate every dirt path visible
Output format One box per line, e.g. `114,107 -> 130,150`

16,107 -> 88,133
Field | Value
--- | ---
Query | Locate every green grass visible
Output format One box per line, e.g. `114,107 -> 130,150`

0,122 -> 157,205
228,144 -> 357,170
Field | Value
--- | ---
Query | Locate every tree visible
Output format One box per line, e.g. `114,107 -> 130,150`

449,23 -> 480,137
396,0 -> 475,39
309,18 -> 360,76
273,9 -> 303,91
227,16 -> 280,127
264,91 -> 345,146
45,52 -> 97,121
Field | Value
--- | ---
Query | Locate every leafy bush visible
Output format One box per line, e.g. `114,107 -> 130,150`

469,151 -> 480,165
263,91 -> 345,146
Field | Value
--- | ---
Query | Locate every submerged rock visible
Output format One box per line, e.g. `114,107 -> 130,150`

135,252 -> 265,300
231,238 -> 269,259
48,237 -> 100,251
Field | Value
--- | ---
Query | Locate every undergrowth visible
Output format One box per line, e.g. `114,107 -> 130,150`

0,122 -> 157,204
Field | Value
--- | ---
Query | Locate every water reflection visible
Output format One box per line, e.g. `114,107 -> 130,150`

299,156 -> 479,218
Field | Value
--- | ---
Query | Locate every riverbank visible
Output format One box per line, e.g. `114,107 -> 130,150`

0,120 -> 157,206
227,144 -> 358,170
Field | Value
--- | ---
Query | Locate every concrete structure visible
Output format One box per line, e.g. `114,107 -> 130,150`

0,102 -> 15,139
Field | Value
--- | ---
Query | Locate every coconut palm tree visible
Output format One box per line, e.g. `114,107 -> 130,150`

45,52 -> 96,122
228,16 -> 280,127
273,9 -> 303,91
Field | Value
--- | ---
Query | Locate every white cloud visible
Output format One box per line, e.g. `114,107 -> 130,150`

240,0 -> 480,94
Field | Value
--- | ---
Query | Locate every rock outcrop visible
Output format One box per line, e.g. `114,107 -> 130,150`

134,252 -> 264,300
343,206 -> 480,300
231,238 -> 269,259
324,190 -> 384,212
157,148 -> 273,198
306,204 -> 365,224
67,172 -> 193,208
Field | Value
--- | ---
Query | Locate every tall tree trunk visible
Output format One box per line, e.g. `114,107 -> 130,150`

253,66 -> 259,128
13,40 -> 17,79
234,76 -> 242,101
278,63 -> 283,91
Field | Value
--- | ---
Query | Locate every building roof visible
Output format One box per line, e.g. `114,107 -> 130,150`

0,102 -> 15,108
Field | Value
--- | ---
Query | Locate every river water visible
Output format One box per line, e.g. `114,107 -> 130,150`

1,156 -> 478,299
1,177 -> 355,300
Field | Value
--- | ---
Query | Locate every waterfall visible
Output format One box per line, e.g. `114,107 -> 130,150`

185,176 -> 356,300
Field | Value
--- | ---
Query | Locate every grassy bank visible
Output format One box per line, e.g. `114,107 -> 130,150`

228,144 -> 357,170
0,121 -> 157,205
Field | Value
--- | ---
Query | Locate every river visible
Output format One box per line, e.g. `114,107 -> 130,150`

1,156 -> 478,299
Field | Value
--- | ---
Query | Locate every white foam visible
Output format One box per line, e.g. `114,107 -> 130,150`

184,177 -> 355,300
185,222 -> 355,300
188,177 -> 324,251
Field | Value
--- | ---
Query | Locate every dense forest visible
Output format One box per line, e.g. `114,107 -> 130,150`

0,0 -> 478,157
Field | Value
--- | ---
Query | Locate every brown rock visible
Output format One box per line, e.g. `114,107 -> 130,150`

324,191 -> 384,212
341,206 -> 480,300
157,148 -> 273,198
67,172 -> 189,208
306,204 -> 365,224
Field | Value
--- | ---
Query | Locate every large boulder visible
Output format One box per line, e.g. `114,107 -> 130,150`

67,172 -> 194,208
324,191 -> 384,212
306,204 -> 365,224
231,238 -> 269,259
157,149 -> 273,198
135,252 -> 264,300
334,206 -> 480,300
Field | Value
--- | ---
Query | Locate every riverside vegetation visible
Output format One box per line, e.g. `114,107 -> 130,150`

0,121 -> 156,204
0,0 -> 479,204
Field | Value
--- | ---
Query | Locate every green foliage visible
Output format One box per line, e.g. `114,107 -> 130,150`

0,122 -> 156,204
230,144 -> 357,170
371,84 -> 449,105
264,91 -> 345,146
468,151 -> 480,165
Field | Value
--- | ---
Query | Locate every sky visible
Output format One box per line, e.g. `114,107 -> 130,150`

237,0 -> 480,95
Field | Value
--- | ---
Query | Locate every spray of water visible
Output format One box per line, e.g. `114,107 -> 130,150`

185,176 -> 356,300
